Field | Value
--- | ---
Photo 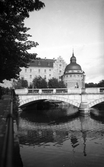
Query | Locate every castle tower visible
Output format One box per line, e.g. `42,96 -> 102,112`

62,51 -> 85,88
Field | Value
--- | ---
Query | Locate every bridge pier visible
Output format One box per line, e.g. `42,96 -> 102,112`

79,102 -> 89,114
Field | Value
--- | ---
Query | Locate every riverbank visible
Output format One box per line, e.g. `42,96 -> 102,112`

0,94 -> 23,167
0,95 -> 11,163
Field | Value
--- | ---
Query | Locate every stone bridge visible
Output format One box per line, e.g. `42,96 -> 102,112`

15,87 -> 104,112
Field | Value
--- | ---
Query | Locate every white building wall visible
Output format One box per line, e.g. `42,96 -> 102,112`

19,56 -> 67,85
20,67 -> 54,85
63,74 -> 83,88
53,56 -> 67,81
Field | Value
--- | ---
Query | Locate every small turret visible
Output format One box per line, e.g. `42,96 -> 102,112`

70,50 -> 76,63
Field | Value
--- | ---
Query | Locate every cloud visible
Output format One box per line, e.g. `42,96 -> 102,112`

85,54 -> 104,83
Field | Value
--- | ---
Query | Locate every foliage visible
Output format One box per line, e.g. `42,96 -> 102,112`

85,80 -> 104,88
58,80 -> 66,88
48,78 -> 66,88
14,78 -> 28,89
85,82 -> 98,88
32,76 -> 47,88
97,80 -> 104,87
0,0 -> 45,83
1,87 -> 11,95
48,78 -> 59,88
0,87 -> 11,99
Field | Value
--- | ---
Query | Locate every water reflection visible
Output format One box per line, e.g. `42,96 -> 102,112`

18,106 -> 104,167
90,103 -> 104,124
20,102 -> 79,124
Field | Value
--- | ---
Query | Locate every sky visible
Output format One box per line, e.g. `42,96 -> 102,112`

24,0 -> 104,83
1,0 -> 104,88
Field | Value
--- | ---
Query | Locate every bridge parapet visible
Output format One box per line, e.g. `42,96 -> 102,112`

15,88 -> 82,95
15,88 -> 28,94
15,87 -> 104,95
85,87 -> 104,94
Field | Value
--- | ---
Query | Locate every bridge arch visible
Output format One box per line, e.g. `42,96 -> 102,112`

19,95 -> 80,108
88,97 -> 104,108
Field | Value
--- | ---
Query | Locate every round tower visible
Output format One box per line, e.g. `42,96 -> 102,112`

63,51 -> 85,88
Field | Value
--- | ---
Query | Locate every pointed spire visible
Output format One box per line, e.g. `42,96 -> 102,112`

70,49 -> 76,63
72,48 -> 74,57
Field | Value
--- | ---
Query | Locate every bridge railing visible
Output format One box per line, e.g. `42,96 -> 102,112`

56,88 -> 68,94
28,88 -> 68,94
99,87 -> 104,93
28,88 -> 82,94
28,89 -> 39,94
85,87 -> 104,93
15,87 -> 104,95
39,89 -> 54,94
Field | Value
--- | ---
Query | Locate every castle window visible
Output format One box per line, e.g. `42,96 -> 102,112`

30,69 -> 32,72
38,69 -> 40,73
49,69 -> 51,71
44,69 -> 46,73
25,68 -> 27,72
30,75 -> 32,79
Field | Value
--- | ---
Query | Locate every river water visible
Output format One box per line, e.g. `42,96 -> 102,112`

18,103 -> 104,167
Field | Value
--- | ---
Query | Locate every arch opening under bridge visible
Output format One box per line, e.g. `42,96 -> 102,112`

88,97 -> 104,108
19,95 -> 80,108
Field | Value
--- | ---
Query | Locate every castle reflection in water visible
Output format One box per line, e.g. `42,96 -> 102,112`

18,113 -> 104,157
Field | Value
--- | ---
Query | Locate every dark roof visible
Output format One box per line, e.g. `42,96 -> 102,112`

64,51 -> 82,73
65,63 -> 82,71
29,58 -> 56,68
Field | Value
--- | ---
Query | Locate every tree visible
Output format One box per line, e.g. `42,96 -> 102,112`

58,80 -> 66,88
32,76 -> 47,88
0,0 -> 45,83
85,80 -> 104,88
98,80 -> 104,87
14,78 -> 28,89
48,78 -> 59,88
85,82 -> 98,88
48,78 -> 66,88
